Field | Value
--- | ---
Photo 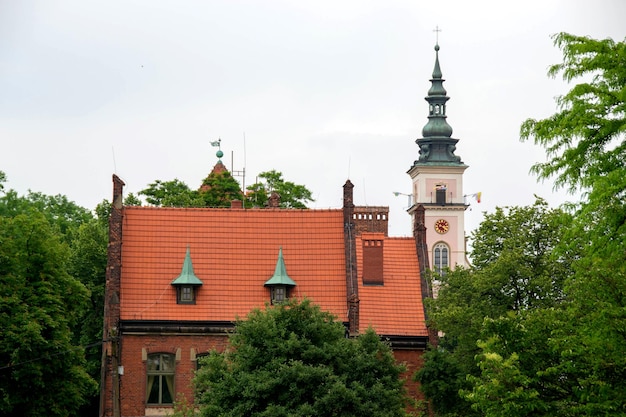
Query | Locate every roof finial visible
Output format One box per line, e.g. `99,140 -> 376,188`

433,25 -> 442,46
210,138 -> 223,160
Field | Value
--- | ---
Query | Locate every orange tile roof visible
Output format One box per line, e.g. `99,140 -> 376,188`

120,207 -> 427,337
357,233 -> 428,337
120,207 -> 347,322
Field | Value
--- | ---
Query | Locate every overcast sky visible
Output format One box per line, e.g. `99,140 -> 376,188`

1,0 -> 624,237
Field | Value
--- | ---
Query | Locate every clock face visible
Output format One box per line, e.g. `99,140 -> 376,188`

434,219 -> 450,234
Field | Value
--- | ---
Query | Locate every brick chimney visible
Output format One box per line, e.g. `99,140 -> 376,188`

353,206 -> 389,236
267,191 -> 281,208
413,204 -> 438,346
361,232 -> 384,286
343,180 -> 359,335
100,174 -> 124,417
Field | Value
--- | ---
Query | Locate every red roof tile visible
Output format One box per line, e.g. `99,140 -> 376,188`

120,207 -> 347,322
357,233 -> 428,336
120,208 -> 427,337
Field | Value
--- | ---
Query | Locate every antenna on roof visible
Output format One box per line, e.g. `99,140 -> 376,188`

112,146 -> 117,173
229,133 -> 247,199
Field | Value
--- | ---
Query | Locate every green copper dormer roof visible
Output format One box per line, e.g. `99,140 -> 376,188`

171,247 -> 203,286
264,247 -> 297,287
413,43 -> 464,166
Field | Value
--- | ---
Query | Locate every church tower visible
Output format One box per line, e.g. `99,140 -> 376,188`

408,43 -> 469,271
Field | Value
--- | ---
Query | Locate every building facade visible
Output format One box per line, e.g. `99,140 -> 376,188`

99,175 -> 432,417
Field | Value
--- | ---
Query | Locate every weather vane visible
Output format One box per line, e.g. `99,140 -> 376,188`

433,25 -> 442,44
210,137 -> 223,160
210,137 -> 221,150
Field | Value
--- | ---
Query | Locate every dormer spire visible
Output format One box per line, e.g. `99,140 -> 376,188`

264,247 -> 297,287
171,246 -> 203,286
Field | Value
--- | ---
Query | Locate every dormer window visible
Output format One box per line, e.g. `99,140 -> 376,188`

178,285 -> 195,304
264,247 -> 297,305
270,286 -> 286,304
171,247 -> 203,305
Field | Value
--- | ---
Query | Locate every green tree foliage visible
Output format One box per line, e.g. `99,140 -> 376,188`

67,206 -> 109,414
0,170 -> 6,192
139,179 -> 203,207
123,192 -> 142,206
462,33 -> 626,416
246,170 -> 314,208
139,170 -> 313,209
520,32 -> 626,192
416,199 -> 571,416
0,186 -> 106,414
195,298 -> 409,417
199,170 -> 244,207
0,212 -> 97,416
520,32 -> 626,414
138,175 -> 244,208
0,189 -> 92,244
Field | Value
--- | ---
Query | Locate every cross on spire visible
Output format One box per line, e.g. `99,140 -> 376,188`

433,25 -> 442,44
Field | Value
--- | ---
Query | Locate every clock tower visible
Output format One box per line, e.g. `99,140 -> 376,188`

408,43 -> 469,271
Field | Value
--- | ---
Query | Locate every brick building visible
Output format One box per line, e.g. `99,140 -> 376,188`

99,173 -> 433,417
99,42 -> 467,417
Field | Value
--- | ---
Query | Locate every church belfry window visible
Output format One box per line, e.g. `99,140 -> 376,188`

433,242 -> 449,274
435,184 -> 447,205
264,247 -> 297,304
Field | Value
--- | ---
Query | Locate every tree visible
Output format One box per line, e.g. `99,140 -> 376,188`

416,199 -> 572,416
123,192 -> 142,206
517,32 -> 626,414
0,212 -> 97,416
194,298 -> 409,417
139,178 -> 203,207
0,186 -> 106,414
0,189 -> 92,245
520,32 -> 626,193
199,170 -> 244,207
67,203 -> 110,414
246,170 -> 314,208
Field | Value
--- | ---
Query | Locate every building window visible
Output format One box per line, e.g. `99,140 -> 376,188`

147,353 -> 175,405
177,285 -> 196,304
195,353 -> 209,371
433,242 -> 449,275
270,286 -> 286,304
435,184 -> 447,205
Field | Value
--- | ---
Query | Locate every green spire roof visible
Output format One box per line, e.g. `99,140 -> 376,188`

171,247 -> 203,286
414,43 -> 464,166
264,247 -> 297,287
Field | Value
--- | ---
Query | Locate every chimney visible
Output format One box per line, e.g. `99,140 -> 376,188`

267,191 -> 281,208
361,233 -> 384,285
100,174 -> 125,417
342,180 -> 359,335
353,206 -> 389,236
230,199 -> 243,209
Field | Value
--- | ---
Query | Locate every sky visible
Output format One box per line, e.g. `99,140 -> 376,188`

1,0 -> 624,238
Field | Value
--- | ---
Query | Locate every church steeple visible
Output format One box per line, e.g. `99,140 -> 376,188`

414,44 -> 463,165
407,39 -> 470,271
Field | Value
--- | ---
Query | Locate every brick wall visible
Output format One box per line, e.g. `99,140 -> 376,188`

393,349 -> 426,410
117,333 -> 424,416
119,333 -> 228,417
